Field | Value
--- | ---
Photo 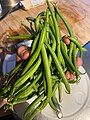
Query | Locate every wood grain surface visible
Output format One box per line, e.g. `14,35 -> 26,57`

0,1 -> 90,45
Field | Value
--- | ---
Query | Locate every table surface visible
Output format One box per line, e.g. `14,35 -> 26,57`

0,0 -> 90,45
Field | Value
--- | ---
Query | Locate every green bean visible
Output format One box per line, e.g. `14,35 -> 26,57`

43,11 -> 52,93
22,24 -> 46,75
3,65 -> 23,90
0,85 -> 11,98
31,72 -> 42,93
33,84 -> 38,92
3,62 -> 22,84
68,80 -> 78,84
61,41 -> 79,75
24,93 -> 45,117
6,92 -> 36,111
46,0 -> 65,66
13,56 -> 41,93
31,34 -> 40,54
14,72 -> 42,99
43,74 -> 47,93
61,41 -> 74,72
14,88 -> 35,100
53,5 -> 75,63
69,43 -> 75,62
48,30 -> 56,66
66,61 -> 74,73
37,82 -> 45,93
5,104 -> 14,111
61,41 -> 68,53
73,45 -> 79,68
14,81 -> 30,96
24,82 -> 58,119
49,98 -> 58,112
35,11 -> 47,33
9,34 -> 34,41
69,36 -> 83,57
51,95 -> 63,119
52,75 -> 60,81
45,42 -> 70,94
58,82 -> 63,103
35,15 -> 41,33
51,95 -> 62,112
11,90 -> 37,105
49,15 -> 55,36
54,5 -> 74,36
49,96 -> 63,118
11,97 -> 29,105
41,44 -> 52,108
38,11 -> 46,17
46,9 -> 50,42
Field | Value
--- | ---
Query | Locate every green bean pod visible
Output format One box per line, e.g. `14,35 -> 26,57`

46,9 -> 50,41
54,5 -> 75,63
54,5 -> 74,36
69,36 -> 83,57
61,41 -> 79,75
69,43 -> 75,62
58,82 -> 63,103
48,30 -> 56,66
46,0 -> 65,66
45,42 -> 70,94
24,93 -> 45,117
49,15 -> 55,36
22,23 -> 46,75
40,44 -> 52,109
13,88 -> 35,100
14,82 -> 30,96
31,34 -> 40,54
73,45 -> 79,68
14,72 -> 42,99
49,98 -> 59,112
24,82 -> 58,120
10,97 -> 29,105
9,34 -> 34,41
13,56 -> 41,93
35,15 -> 41,33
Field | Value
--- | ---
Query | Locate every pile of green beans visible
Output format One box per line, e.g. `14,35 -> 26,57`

0,0 -> 85,120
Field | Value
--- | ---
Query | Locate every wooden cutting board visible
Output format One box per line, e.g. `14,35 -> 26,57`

0,0 -> 90,45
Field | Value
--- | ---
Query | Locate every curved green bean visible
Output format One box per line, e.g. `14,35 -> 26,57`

14,72 -> 42,99
31,34 -> 40,54
24,82 -> 58,120
48,29 -> 56,66
69,36 -> 83,57
46,0 -> 65,66
61,41 -> 79,75
13,56 -> 41,93
41,44 -> 52,109
54,5 -> 75,63
45,42 -> 70,94
22,24 -> 46,75
24,93 -> 45,117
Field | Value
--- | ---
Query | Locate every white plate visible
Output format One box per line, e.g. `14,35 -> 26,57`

2,41 -> 90,120
41,66 -> 90,120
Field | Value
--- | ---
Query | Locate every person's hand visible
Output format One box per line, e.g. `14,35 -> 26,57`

0,98 -> 8,108
16,45 -> 31,62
